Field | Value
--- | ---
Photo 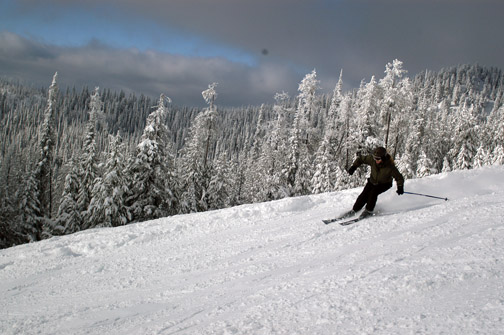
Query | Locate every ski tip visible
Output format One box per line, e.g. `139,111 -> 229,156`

339,219 -> 359,226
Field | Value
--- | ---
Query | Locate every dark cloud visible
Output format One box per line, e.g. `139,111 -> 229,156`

0,32 -> 299,106
3,0 -> 504,106
78,0 -> 504,85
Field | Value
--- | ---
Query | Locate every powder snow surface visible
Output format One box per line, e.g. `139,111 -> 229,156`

1,166 -> 504,334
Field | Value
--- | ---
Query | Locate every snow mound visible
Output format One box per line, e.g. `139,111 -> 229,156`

1,166 -> 504,334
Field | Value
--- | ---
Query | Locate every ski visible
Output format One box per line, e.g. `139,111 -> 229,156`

322,217 -> 344,224
322,210 -> 356,224
322,216 -> 362,226
323,211 -> 376,226
338,217 -> 364,226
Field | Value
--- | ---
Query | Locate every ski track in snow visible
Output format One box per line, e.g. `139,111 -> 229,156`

1,166 -> 504,334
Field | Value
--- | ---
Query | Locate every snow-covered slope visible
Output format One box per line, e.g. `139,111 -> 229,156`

1,166 -> 504,334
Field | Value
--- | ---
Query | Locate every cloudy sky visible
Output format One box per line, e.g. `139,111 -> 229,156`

1,0 -> 503,107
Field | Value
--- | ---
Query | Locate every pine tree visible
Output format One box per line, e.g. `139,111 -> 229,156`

255,93 -> 290,201
34,72 -> 58,236
207,153 -> 231,210
397,153 -> 415,179
179,84 -> 219,212
201,83 -> 219,169
78,87 -> 101,228
326,70 -> 344,132
294,154 -> 314,196
379,59 -> 413,155
311,135 -> 335,194
354,76 -> 382,154
441,157 -> 451,173
337,95 -> 354,169
416,151 -> 436,177
0,189 -> 21,248
473,145 -> 487,168
56,159 -> 81,234
88,134 -> 131,227
286,70 -> 320,195
129,94 -> 177,221
257,142 -> 285,201
17,170 -> 42,242
487,105 -> 504,149
243,105 -> 265,203
450,100 -> 479,170
492,144 -> 504,166
457,143 -> 473,170
431,100 -> 453,172
403,106 -> 427,174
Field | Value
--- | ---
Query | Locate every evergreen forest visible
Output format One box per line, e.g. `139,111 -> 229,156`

1,60 -> 503,249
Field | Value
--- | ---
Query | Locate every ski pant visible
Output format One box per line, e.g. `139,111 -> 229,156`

352,179 -> 392,212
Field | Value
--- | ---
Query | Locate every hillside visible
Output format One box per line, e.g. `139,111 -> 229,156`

2,63 -> 504,248
1,166 -> 504,334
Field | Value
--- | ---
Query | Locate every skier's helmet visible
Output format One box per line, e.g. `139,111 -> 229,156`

373,147 -> 387,160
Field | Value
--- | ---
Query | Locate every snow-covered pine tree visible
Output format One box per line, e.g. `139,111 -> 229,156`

457,143 -> 473,170
311,135 -> 335,194
33,72 -> 58,237
226,155 -> 246,207
243,105 -> 265,203
492,144 -> 504,166
473,145 -> 487,168
178,84 -> 219,212
397,152 -> 415,179
201,83 -> 219,169
87,133 -> 131,228
285,89 -> 304,182
207,152 -> 231,210
256,93 -> 290,201
353,75 -> 382,154
379,59 -> 413,156
325,73 -> 347,160
441,157 -> 451,173
257,141 -> 287,201
402,106 -> 426,176
297,69 -> 321,151
430,100 -> 453,172
326,70 -> 344,131
451,82 -> 462,106
0,189 -> 19,248
16,169 -> 42,242
287,70 -> 320,196
129,94 -> 177,221
486,105 -> 504,151
450,100 -> 479,170
316,72 -> 348,191
78,87 -> 101,228
332,165 -> 349,191
56,158 -> 81,234
0,151 -> 27,247
416,151 -> 436,177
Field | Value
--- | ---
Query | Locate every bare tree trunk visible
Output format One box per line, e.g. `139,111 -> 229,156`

385,111 -> 392,149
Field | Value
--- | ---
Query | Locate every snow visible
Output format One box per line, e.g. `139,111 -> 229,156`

1,166 -> 504,334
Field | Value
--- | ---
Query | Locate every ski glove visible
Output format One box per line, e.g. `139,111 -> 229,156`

397,185 -> 404,195
348,166 -> 356,175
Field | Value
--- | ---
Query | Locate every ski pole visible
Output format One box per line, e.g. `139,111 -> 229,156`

403,192 -> 448,201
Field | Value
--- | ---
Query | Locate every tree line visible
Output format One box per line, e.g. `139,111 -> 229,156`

1,61 -> 503,248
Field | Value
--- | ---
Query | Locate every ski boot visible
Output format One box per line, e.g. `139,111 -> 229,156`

359,209 -> 374,219
339,210 -> 356,220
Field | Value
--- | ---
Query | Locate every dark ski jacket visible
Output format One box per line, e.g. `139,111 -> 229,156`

351,154 -> 404,187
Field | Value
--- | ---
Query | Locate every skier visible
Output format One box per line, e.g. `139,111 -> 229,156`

344,146 -> 404,219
